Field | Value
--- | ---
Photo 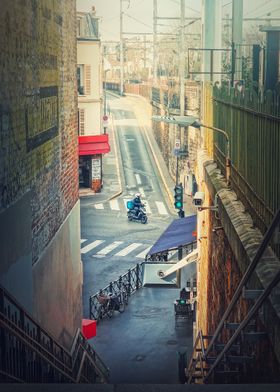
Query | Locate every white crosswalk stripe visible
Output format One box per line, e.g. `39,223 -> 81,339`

115,243 -> 142,257
155,201 -> 168,215
139,187 -> 145,197
109,199 -> 120,210
97,241 -> 123,255
135,246 -> 152,259
92,197 -> 169,216
81,240 -> 104,254
94,203 -> 104,209
135,174 -> 141,185
142,200 -> 151,214
80,239 -> 87,244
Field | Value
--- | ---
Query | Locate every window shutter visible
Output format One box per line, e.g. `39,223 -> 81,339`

84,65 -> 91,95
79,109 -> 85,135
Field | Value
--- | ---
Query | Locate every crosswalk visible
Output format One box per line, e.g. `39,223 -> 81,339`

81,238 -> 152,259
93,197 -> 168,216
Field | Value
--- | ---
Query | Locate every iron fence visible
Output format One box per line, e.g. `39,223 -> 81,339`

211,84 -> 280,233
89,263 -> 143,321
0,285 -> 109,383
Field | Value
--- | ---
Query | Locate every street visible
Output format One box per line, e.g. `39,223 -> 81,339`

80,94 -> 194,383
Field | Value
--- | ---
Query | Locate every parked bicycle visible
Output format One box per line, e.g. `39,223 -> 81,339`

96,291 -> 128,323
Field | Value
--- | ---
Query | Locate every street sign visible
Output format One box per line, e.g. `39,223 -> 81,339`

103,115 -> 109,127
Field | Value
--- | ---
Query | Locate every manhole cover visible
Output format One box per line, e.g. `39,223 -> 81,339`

167,340 -> 178,345
132,355 -> 146,362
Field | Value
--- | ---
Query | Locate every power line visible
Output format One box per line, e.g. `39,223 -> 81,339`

123,12 -> 153,29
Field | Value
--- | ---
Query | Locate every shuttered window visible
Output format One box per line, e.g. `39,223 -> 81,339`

84,65 -> 91,95
79,109 -> 85,135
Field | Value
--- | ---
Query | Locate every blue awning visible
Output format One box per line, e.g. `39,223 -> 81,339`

146,215 -> 197,258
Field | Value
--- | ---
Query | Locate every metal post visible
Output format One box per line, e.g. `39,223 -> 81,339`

153,0 -> 157,82
120,0 -> 124,95
176,156 -> 179,186
179,0 -> 185,116
232,0 -> 243,83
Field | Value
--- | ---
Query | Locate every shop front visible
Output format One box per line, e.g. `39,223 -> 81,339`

78,134 -> 110,192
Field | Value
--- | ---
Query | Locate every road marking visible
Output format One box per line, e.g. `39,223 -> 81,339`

114,119 -> 138,126
109,199 -> 120,210
81,240 -> 104,254
155,201 -> 168,215
142,200 -> 151,214
115,243 -> 142,256
136,246 -> 152,259
94,204 -> 104,209
97,241 -> 124,255
80,239 -> 87,244
135,173 -> 142,185
139,187 -> 145,197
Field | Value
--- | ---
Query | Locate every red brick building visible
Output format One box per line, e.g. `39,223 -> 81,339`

0,0 -> 82,349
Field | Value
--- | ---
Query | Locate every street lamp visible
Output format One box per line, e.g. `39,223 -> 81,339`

152,115 -> 231,187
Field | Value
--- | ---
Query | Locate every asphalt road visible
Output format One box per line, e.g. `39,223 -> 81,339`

80,94 -> 194,384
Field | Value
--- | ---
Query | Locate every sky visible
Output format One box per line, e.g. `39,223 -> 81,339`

76,0 -> 280,42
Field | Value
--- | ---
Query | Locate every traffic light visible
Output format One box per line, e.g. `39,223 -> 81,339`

174,184 -> 183,209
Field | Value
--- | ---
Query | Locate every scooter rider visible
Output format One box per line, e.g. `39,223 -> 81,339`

132,193 -> 144,217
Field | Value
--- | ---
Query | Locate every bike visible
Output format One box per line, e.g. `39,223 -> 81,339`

127,206 -> 148,224
96,291 -> 127,323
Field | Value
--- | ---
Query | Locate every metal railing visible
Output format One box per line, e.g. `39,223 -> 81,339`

0,285 -> 109,383
89,263 -> 143,321
187,208 -> 280,384
211,84 -> 280,234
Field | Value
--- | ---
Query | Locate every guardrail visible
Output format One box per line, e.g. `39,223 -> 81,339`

0,285 -> 109,383
89,262 -> 144,321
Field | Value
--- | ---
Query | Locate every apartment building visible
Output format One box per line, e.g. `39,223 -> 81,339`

77,7 -> 110,192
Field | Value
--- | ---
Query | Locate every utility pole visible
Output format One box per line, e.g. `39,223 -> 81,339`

120,0 -> 124,95
179,0 -> 185,116
232,0 -> 243,83
153,0 -> 157,83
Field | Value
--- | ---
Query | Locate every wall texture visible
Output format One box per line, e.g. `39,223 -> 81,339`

0,0 -> 82,348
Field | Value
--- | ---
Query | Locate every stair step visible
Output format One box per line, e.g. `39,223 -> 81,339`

224,321 -> 255,330
243,331 -> 267,342
227,355 -> 254,364
243,288 -> 264,299
214,343 -> 240,353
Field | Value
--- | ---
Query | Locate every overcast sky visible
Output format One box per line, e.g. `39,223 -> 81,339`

76,0 -> 280,41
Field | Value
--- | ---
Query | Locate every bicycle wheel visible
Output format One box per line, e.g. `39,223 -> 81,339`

96,305 -> 104,324
122,290 -> 129,305
118,295 -> 125,313
107,302 -> 114,318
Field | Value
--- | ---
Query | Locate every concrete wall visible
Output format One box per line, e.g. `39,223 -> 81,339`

0,0 -> 82,347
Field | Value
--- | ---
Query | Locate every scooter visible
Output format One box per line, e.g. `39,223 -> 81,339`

127,206 -> 148,224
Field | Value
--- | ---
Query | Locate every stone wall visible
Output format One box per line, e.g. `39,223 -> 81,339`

0,0 -> 82,347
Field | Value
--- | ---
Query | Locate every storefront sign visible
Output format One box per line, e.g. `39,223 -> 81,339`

91,157 -> 101,180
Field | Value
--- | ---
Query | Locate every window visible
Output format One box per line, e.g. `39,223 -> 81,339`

78,109 -> 85,135
77,64 -> 85,95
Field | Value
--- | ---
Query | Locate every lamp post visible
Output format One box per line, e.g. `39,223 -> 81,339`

152,115 -> 231,186
103,68 -> 109,134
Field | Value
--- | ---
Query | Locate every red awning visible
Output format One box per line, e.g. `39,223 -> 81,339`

78,134 -> 110,156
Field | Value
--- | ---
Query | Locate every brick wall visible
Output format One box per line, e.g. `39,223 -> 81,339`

0,0 -> 78,264
0,0 -> 81,346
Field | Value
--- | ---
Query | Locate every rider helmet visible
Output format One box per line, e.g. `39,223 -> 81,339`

135,192 -> 141,198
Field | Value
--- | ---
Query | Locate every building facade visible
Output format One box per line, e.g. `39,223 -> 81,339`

77,8 -> 110,192
0,0 -> 82,349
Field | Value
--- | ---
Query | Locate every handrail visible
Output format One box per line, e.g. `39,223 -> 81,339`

0,285 -> 109,383
205,208 -> 280,357
188,208 -> 280,383
205,268 -> 280,380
